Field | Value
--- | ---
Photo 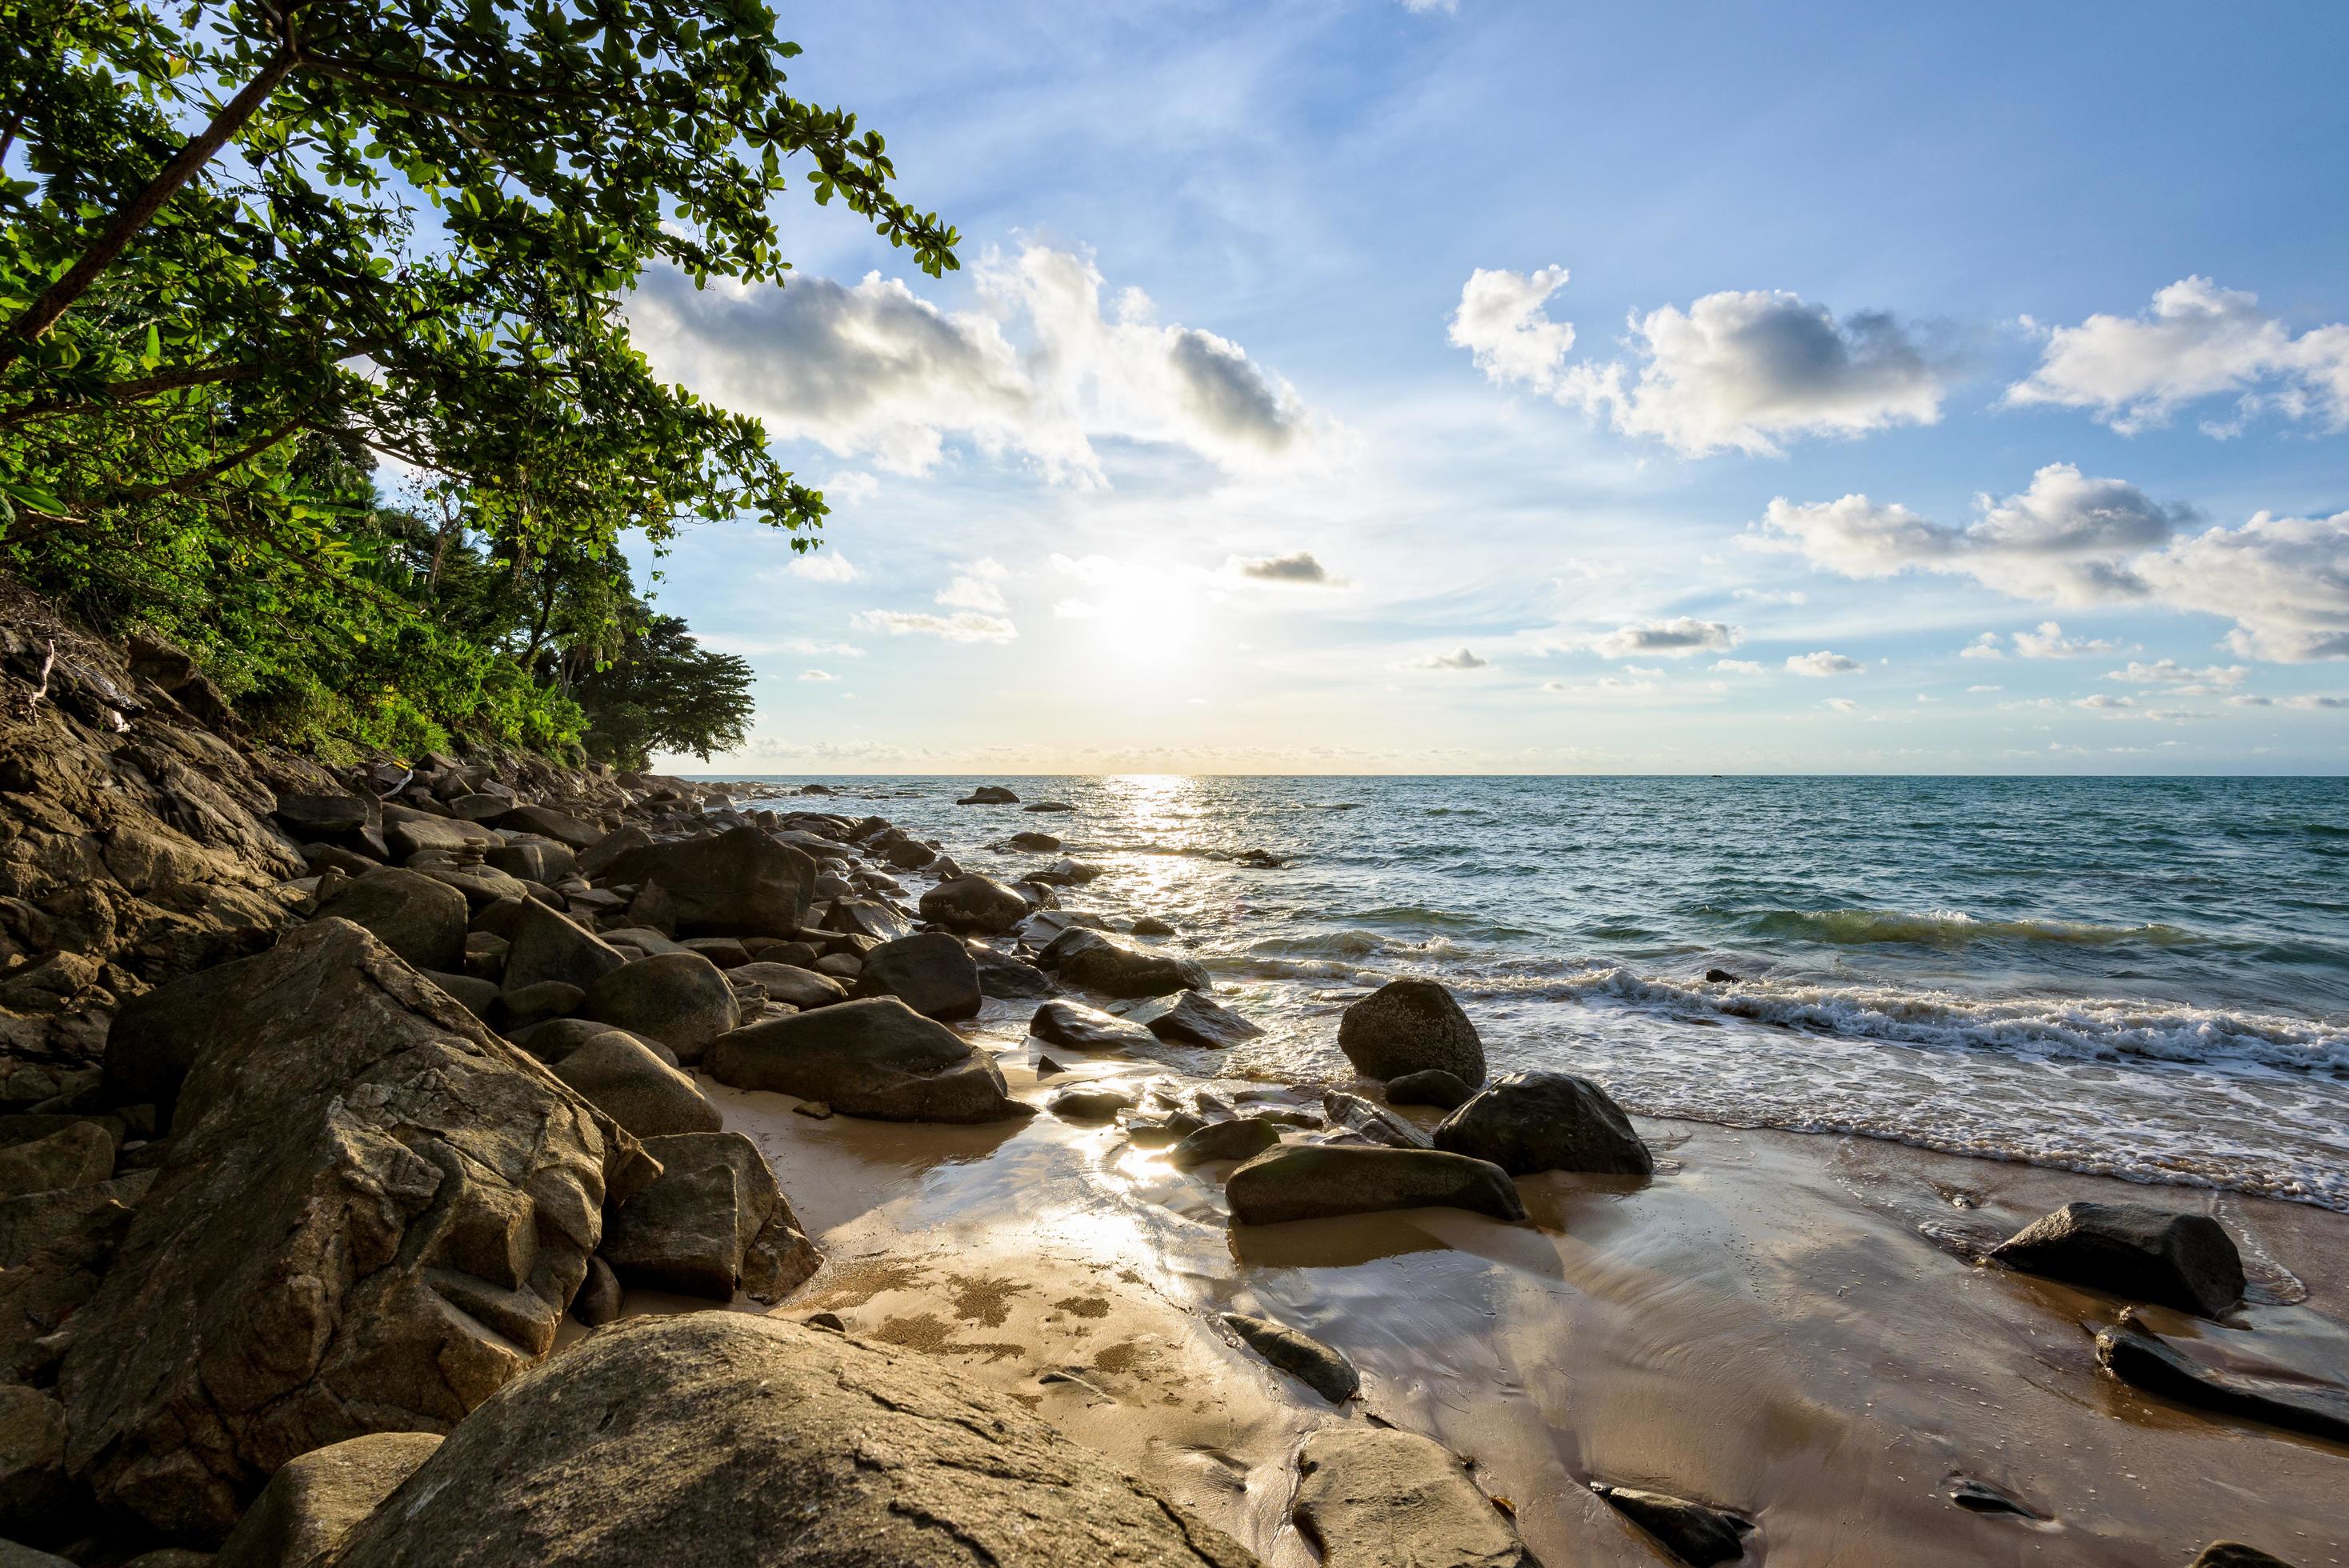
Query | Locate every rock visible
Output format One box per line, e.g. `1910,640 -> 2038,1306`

2191,1546 -> 2299,1568
918,874 -> 1032,935
1337,978 -> 1486,1085
1293,1426 -> 1526,1568
507,1018 -> 668,1067
422,970 -> 498,1018
309,867 -> 468,972
822,898 -> 914,944
0,1122 -> 112,1200
1050,1087 -> 1134,1123
1170,1118 -> 1281,1170
1034,1053 -> 1066,1078
576,952 -> 739,1063
1023,800 -> 1075,813
1124,991 -> 1261,1049
743,938 -> 818,967
678,936 -> 750,969
57,919 -> 650,1543
0,1385 -> 71,1540
0,1538 -> 74,1566
1030,856 -> 1104,886
1386,1068 -> 1474,1110
956,785 -> 1020,805
1130,914 -> 1176,937
499,898 -> 626,994
102,950 -> 278,1116
730,961 -> 848,1010
274,794 -> 384,858
705,998 -> 1032,1124
1991,1201 -> 2244,1316
1219,1313 -> 1358,1402
1226,1145 -> 1524,1226
486,979 -> 582,1032
213,1432 -> 443,1568
329,1313 -> 1255,1568
483,838 -> 574,886
604,825 -> 816,938
445,791 -> 511,823
853,931 -> 982,1022
0,1175 -> 150,1382
1320,1090 -> 1431,1150
574,825 -> 650,882
813,951 -> 862,981
1031,998 -> 1159,1053
2095,1310 -> 2349,1442
599,1132 -> 818,1303
494,805 -> 601,851
1704,967 -> 1739,984
972,944 -> 1053,1001
1433,1071 -> 1652,1177
570,1257 -> 622,1327
1047,930 -> 1211,999
553,1032 -> 721,1140
1590,1485 -> 1750,1566
1009,831 -> 1061,852
379,805 -> 494,862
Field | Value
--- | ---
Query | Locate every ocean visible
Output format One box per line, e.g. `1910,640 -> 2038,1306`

716,774 -> 2349,1210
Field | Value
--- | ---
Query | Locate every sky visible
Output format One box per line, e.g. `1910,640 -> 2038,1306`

625,0 -> 2349,775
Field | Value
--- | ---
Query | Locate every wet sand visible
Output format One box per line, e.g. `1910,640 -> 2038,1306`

640,1012 -> 2347,1567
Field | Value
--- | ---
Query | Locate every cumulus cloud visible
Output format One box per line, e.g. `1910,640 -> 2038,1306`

2134,510 -> 2349,662
2011,622 -> 2123,658
2286,694 -> 2349,710
2007,277 -> 2349,435
1230,550 -> 1340,585
936,558 -> 1010,612
1413,648 -> 1490,670
1449,266 -> 1578,392
1960,634 -> 2004,660
1712,658 -> 1765,674
785,548 -> 859,583
1542,674 -> 1656,697
1786,651 -> 1864,677
2107,659 -> 2248,687
1824,697 -> 1861,713
850,609 -> 1018,644
627,242 -> 1306,483
1584,617 -> 1743,659
2074,693 -> 2135,710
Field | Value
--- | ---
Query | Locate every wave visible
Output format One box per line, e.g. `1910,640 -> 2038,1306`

1744,906 -> 2196,950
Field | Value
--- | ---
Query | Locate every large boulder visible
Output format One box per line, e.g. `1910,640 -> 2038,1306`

853,932 -> 982,1022
604,826 -> 815,939
102,950 -> 278,1116
213,1433 -> 443,1568
972,944 -> 1052,1000
328,1314 -> 1255,1568
273,794 -> 386,860
1336,979 -> 1485,1085
598,1132 -> 817,1303
57,919 -> 652,1544
499,898 -> 627,995
483,838 -> 574,886
1292,1426 -> 1527,1568
553,1032 -> 721,1140
956,785 -> 1020,805
704,998 -> 1030,1124
1170,1118 -> 1281,1170
0,1175 -> 150,1383
576,953 -> 739,1063
918,874 -> 1032,934
494,806 -> 601,851
1991,1201 -> 2244,1316
1031,998 -> 1158,1053
1432,1071 -> 1652,1177
1124,992 -> 1261,1049
0,1122 -> 113,1201
1224,1146 -> 1524,1226
378,805 -> 494,862
823,898 -> 914,944
0,1384 -> 73,1541
574,825 -> 651,882
312,868 -> 467,974
730,961 -> 848,1010
1046,929 -> 1210,999
1386,1068 -> 1474,1110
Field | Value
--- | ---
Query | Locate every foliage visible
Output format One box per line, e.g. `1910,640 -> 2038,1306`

572,613 -> 754,771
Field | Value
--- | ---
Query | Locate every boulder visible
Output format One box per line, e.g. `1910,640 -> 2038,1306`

1337,979 -> 1486,1085
1991,1201 -> 2244,1316
973,944 -> 1053,1001
1009,831 -> 1061,852
0,1122 -> 112,1201
956,785 -> 1020,805
312,868 -> 467,974
0,1384 -> 72,1541
570,1257 -> 622,1327
273,794 -> 385,860
918,874 -> 1032,935
57,919 -> 651,1543
599,1132 -> 817,1303
1321,1090 -> 1431,1150
483,838 -> 574,886
102,950 -> 280,1117
328,1314 -> 1255,1568
379,806 -> 494,862
2191,1546 -> 2299,1568
0,1538 -> 74,1566
1292,1426 -> 1527,1568
1385,1068 -> 1473,1110
576,953 -> 739,1063
823,898 -> 914,944
445,792 -> 511,823
853,932 -> 982,1022
604,826 -> 816,938
1433,1071 -> 1652,1176
1124,992 -> 1261,1049
678,936 -> 750,970
1023,800 -> 1075,813
1589,1485 -> 1749,1567
499,899 -> 627,995
508,1018 -> 658,1067
422,970 -> 498,1018
0,1175 -> 150,1383
1031,998 -> 1159,1053
1219,1313 -> 1358,1402
1049,1088 -> 1135,1122
487,980 -> 582,1033
1225,1146 -> 1524,1226
213,1433 -> 443,1568
1170,1118 -> 1281,1170
730,961 -> 849,1011
1047,930 -> 1211,999
1130,915 -> 1176,937
704,998 -> 1031,1124
2095,1310 -> 2349,1442
574,825 -> 652,882
553,1032 -> 721,1140
494,806 -> 601,851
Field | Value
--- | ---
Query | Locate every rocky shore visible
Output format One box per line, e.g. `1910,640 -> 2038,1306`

0,618 -> 2342,1566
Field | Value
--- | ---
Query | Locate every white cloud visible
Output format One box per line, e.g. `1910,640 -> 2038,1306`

1228,550 -> 1342,585
2285,694 -> 2349,710
2073,693 -> 2135,710
2007,277 -> 2349,435
1412,648 -> 1490,670
2106,659 -> 2248,687
1542,675 -> 1657,697
1731,586 -> 1807,605
1823,697 -> 1861,713
627,242 -> 1307,483
1757,463 -> 2198,606
1586,617 -> 1743,658
785,548 -> 859,583
1449,266 -> 1577,393
1711,658 -> 1765,674
822,472 -> 879,506
850,609 -> 1018,644
2135,510 -> 2349,662
937,558 -> 1010,612
1967,683 -> 2003,692
2011,622 -> 2123,658
1786,650 -> 1865,677
798,669 -> 837,682
1960,633 -> 2004,660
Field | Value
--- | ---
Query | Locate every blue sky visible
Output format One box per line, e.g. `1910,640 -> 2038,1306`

625,0 -> 2349,774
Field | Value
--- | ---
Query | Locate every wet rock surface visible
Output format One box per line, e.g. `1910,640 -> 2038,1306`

1993,1201 -> 2245,1316
1433,1070 -> 1654,1177
1336,978 -> 1487,1085
1225,1145 -> 1526,1226
1292,1426 -> 1527,1568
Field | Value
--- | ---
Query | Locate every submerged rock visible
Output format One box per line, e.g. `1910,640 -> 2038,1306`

1590,1483 -> 1750,1566
1434,1070 -> 1653,1177
1046,929 -> 1210,999
1336,979 -> 1486,1085
956,785 -> 1020,805
1220,1312 -> 1359,1402
1991,1201 -> 2244,1316
854,931 -> 982,1022
1032,998 -> 1159,1052
212,1432 -> 443,1568
1292,1426 -> 1527,1568
704,998 -> 1030,1123
1170,1117 -> 1281,1170
1225,1145 -> 1524,1226
2095,1310 -> 2349,1442
1386,1068 -> 1474,1110
327,1314 -> 1259,1568
1049,1087 -> 1136,1123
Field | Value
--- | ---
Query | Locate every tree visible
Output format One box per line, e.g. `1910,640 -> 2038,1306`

572,612 -> 754,770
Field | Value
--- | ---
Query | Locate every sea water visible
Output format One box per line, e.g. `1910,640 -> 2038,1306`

719,775 -> 2349,1209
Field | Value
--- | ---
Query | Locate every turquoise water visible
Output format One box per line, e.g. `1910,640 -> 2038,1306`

720,775 -> 2349,1208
